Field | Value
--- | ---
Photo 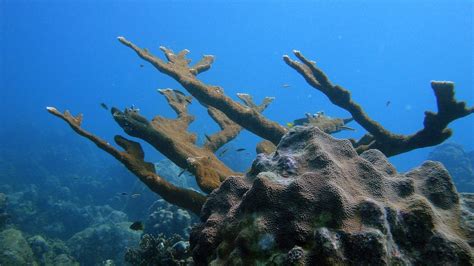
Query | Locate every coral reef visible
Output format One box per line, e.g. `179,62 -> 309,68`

47,38 -> 473,216
67,222 -> 141,265
190,126 -> 473,265
125,233 -> 192,265
0,137 -> 205,264
144,199 -> 197,238
27,235 -> 78,266
0,228 -> 37,265
45,38 -> 474,264
428,143 -> 474,192
7,184 -> 129,240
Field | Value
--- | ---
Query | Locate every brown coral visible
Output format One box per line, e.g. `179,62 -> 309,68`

284,51 -> 474,156
191,126 -> 473,265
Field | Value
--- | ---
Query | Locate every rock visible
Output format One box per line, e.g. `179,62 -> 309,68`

52,253 -> 79,266
0,228 -> 37,265
28,235 -> 49,262
190,126 -> 473,265
428,143 -> 474,192
67,222 -> 141,265
27,235 -> 79,266
144,199 -> 197,238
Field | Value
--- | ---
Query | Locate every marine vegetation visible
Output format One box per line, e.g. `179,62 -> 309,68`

47,38 -> 474,264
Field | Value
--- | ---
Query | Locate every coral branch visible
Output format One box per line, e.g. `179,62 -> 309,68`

157,88 -> 194,125
203,107 -> 242,152
203,93 -> 275,151
46,107 -> 206,214
284,51 -> 474,156
236,93 -> 275,112
118,37 -> 287,145
111,102 -> 238,193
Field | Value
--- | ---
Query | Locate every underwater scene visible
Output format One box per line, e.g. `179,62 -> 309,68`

1,1 -> 473,265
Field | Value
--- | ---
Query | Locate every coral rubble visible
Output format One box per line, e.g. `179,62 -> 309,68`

190,126 -> 473,265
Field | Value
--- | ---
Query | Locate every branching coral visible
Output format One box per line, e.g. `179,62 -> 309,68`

117,37 -> 286,145
46,39 -> 275,214
47,38 -> 473,217
284,50 -> 474,156
46,107 -> 206,214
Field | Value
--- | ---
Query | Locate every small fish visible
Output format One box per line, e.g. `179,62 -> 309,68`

218,148 -> 229,157
386,101 -> 391,107
340,126 -> 355,131
119,192 -> 128,196
129,221 -> 144,231
236,148 -> 246,152
100,103 -> 109,110
204,134 -> 212,142
282,83 -> 291,88
131,193 -> 141,199
139,64 -> 144,68
178,168 -> 187,177
286,122 -> 294,128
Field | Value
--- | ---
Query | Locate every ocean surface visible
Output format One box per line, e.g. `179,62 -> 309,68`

1,1 -> 473,265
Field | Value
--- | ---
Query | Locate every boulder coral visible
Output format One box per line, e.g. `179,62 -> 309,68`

190,126 -> 473,265
428,143 -> 474,192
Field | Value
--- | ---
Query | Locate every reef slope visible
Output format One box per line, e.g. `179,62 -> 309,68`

191,126 -> 473,265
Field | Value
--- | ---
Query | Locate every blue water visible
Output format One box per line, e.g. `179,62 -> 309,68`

0,0 -> 473,263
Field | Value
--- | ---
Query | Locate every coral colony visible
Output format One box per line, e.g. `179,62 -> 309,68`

48,37 -> 473,264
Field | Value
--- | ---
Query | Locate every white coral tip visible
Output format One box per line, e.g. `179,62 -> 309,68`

46,106 -> 57,111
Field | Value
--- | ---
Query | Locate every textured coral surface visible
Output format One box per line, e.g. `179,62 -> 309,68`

190,126 -> 473,265
428,143 -> 474,192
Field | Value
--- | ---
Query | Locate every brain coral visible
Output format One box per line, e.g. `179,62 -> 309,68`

190,126 -> 473,265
